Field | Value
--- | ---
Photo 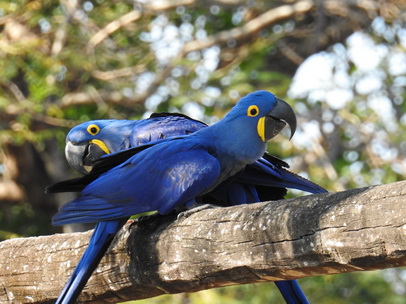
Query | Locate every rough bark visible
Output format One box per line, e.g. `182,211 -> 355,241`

0,181 -> 405,304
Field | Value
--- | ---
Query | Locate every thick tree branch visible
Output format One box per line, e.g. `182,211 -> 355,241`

1,181 -> 405,303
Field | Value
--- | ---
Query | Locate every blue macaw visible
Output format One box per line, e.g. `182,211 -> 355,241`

48,91 -> 324,304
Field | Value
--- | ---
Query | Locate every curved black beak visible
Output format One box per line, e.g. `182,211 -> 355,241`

65,141 -> 88,174
65,141 -> 109,174
263,97 -> 297,141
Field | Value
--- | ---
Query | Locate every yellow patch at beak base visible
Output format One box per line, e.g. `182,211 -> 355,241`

89,139 -> 111,154
257,117 -> 266,142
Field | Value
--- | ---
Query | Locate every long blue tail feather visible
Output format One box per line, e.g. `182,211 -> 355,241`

275,280 -> 310,304
55,220 -> 126,304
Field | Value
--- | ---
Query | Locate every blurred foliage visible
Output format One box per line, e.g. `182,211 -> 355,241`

287,18 -> 406,193
0,201 -> 52,238
0,0 -> 405,303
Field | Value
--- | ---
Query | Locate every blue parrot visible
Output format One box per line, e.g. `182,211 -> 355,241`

48,91 -> 323,303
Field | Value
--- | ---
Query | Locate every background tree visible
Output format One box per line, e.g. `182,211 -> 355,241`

0,0 -> 405,302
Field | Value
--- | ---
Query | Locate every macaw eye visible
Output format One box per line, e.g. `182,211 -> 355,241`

87,124 -> 100,135
247,105 -> 259,117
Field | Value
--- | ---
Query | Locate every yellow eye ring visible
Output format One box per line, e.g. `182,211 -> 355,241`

247,105 -> 259,117
87,124 -> 100,136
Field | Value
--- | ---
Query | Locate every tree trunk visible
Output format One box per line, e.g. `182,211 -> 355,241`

0,180 -> 405,304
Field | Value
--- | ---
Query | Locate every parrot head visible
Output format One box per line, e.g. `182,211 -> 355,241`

255,91 -> 296,141
223,90 -> 296,143
64,114 -> 207,175
65,120 -> 134,174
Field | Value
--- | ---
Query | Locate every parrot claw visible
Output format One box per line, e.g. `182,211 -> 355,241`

126,219 -> 138,230
177,203 -> 219,220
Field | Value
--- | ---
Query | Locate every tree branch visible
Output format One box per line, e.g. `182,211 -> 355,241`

88,10 -> 142,48
57,90 -> 146,109
182,0 -> 314,54
1,181 -> 405,303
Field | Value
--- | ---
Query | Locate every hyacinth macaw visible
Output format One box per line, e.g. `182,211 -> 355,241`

48,91 -> 324,304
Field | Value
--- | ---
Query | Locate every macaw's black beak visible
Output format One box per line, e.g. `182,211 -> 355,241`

258,97 -> 297,142
65,141 -> 88,174
65,140 -> 110,174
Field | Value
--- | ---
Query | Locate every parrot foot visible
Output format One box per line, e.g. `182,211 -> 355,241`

177,203 -> 219,220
